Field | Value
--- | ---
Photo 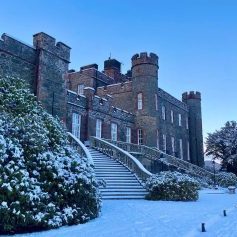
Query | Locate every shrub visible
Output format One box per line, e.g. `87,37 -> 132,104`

216,172 -> 237,187
0,76 -> 101,234
145,171 -> 199,201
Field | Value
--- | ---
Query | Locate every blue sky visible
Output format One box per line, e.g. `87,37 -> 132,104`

0,0 -> 236,142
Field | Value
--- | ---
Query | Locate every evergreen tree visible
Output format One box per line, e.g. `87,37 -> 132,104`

0,76 -> 101,234
206,121 -> 237,174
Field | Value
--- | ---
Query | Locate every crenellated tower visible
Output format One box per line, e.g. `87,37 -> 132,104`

182,91 -> 204,166
131,52 -> 159,146
33,32 -> 71,122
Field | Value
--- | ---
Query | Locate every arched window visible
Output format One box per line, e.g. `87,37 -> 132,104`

137,93 -> 143,110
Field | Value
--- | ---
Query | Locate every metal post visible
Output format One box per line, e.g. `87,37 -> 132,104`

201,223 -> 206,232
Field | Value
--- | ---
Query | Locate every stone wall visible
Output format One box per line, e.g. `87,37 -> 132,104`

0,34 -> 37,92
66,90 -> 135,142
33,32 -> 70,122
158,90 -> 189,160
96,81 -> 133,112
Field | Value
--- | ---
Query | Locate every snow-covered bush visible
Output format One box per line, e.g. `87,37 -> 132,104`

145,171 -> 199,201
0,76 -> 101,234
216,172 -> 237,187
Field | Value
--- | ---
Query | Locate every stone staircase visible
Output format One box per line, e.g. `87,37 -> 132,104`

88,147 -> 148,200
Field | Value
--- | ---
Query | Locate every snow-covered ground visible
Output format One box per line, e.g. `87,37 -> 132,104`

11,189 -> 237,237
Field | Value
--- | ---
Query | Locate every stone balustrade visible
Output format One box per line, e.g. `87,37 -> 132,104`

90,137 -> 152,182
104,139 -> 214,181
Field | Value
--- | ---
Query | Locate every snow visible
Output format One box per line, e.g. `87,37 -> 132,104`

10,189 -> 237,237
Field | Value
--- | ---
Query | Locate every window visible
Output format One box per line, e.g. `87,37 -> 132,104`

187,141 -> 190,161
179,139 -> 183,159
156,129 -> 159,149
126,127 -> 131,143
171,110 -> 174,124
137,129 -> 143,145
72,113 -> 81,139
77,84 -> 84,95
186,117 -> 189,129
137,93 -> 143,110
155,94 -> 158,111
96,119 -> 102,138
162,106 -> 166,120
162,134 -> 166,152
171,136 -> 175,156
111,123 -> 117,141
178,114 -> 182,126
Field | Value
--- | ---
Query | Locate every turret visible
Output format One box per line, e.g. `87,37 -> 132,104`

182,91 -> 204,167
33,32 -> 71,122
131,52 -> 159,77
131,52 -> 159,146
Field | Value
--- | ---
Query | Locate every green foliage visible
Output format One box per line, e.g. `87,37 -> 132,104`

0,76 -> 101,234
216,172 -> 237,187
206,121 -> 237,174
145,171 -> 199,201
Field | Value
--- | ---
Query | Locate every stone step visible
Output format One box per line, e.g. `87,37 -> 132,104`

96,174 -> 136,178
100,188 -> 146,192
102,196 -> 145,200
89,147 -> 147,199
95,171 -> 131,174
101,191 -> 148,196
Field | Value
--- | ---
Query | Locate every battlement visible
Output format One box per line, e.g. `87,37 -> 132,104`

131,52 -> 158,68
33,32 -> 71,62
182,91 -> 201,101
97,81 -> 132,96
0,33 -> 36,64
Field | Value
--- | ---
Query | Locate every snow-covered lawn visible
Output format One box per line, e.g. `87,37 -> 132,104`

11,189 -> 237,237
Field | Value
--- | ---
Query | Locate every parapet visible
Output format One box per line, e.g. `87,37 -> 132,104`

0,33 -> 36,63
33,32 -> 71,62
80,64 -> 98,71
182,91 -> 201,101
131,52 -> 159,68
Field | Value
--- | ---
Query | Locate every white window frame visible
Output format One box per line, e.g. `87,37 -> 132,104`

155,94 -> 158,111
137,129 -> 143,145
187,141 -> 190,161
171,110 -> 174,124
178,113 -> 182,126
162,134 -> 166,152
77,84 -> 84,95
171,136 -> 175,156
162,106 -> 166,120
111,123 -> 117,141
179,139 -> 183,159
72,113 -> 81,139
96,119 -> 102,138
137,93 -> 143,110
186,117 -> 189,129
156,129 -> 159,149
126,127 -> 131,143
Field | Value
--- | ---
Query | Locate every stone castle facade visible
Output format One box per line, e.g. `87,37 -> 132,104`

0,32 -> 204,167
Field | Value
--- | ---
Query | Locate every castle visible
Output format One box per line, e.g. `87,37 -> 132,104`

0,32 -> 204,167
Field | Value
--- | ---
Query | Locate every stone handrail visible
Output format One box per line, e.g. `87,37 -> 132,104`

67,132 -> 93,162
90,136 -> 152,181
104,139 -> 214,181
